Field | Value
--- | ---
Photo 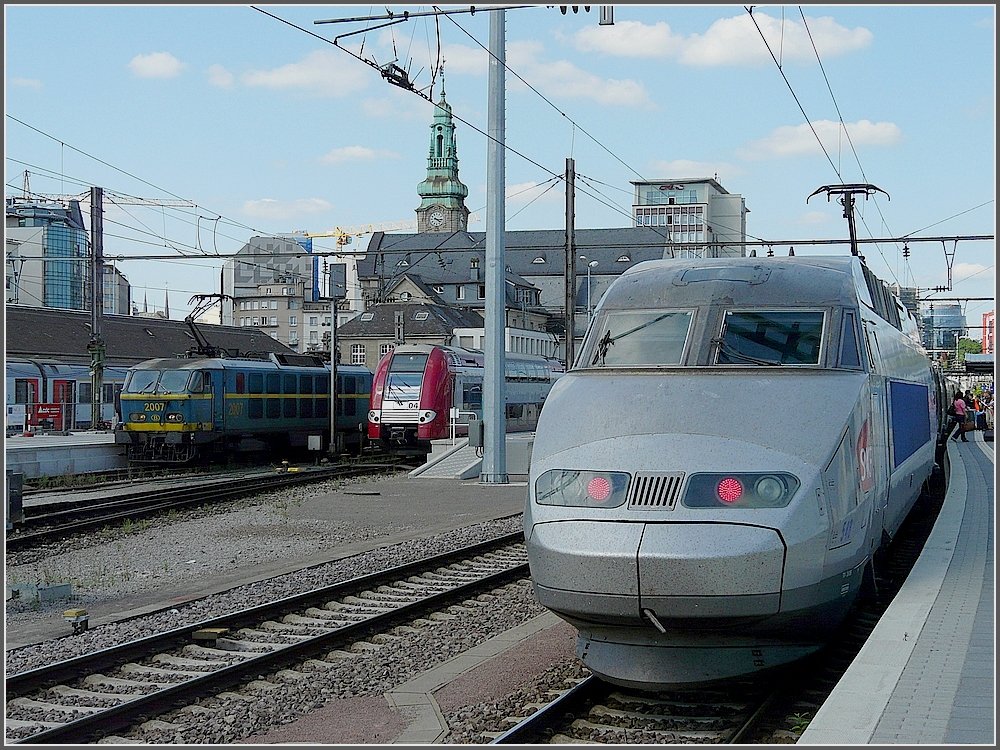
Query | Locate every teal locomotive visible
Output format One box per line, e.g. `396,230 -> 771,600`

115,353 -> 372,463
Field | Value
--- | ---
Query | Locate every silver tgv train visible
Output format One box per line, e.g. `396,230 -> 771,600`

524,255 -> 943,689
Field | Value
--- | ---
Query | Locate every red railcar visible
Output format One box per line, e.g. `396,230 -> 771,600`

368,344 -> 562,448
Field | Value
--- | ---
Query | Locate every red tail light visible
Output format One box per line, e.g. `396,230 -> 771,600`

587,476 -> 612,502
717,477 -> 743,503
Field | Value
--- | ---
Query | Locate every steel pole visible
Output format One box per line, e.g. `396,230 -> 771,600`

481,8 -> 507,484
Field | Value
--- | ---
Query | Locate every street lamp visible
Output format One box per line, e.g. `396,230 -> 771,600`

579,256 -> 599,322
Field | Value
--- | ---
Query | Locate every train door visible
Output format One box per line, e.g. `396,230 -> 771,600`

861,320 -> 891,542
52,379 -> 74,430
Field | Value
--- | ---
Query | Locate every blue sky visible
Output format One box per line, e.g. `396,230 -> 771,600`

4,3 -> 996,335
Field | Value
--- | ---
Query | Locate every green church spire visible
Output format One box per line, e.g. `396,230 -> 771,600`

416,69 -> 469,232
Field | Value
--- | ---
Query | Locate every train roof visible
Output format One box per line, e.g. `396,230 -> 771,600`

607,256 -> 882,311
5,305 -> 297,367
126,355 -> 371,373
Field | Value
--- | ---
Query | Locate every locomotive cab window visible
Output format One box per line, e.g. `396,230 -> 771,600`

717,311 -> 824,366
584,310 -> 693,367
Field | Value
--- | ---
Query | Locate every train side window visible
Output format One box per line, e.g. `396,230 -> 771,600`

190,371 -> 211,393
249,373 -> 264,394
316,377 -> 329,396
283,375 -> 296,394
300,375 -> 314,394
78,382 -> 93,404
317,396 -> 329,419
249,398 -> 263,419
301,396 -> 314,418
266,395 -> 281,418
266,374 -> 280,394
14,379 -> 38,404
839,312 -> 863,369
235,373 -> 245,394
340,375 -> 356,395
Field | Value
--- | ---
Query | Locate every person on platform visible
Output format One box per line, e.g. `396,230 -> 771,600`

950,391 -> 969,442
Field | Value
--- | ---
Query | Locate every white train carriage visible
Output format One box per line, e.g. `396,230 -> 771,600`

5,358 -> 129,433
524,256 -> 940,688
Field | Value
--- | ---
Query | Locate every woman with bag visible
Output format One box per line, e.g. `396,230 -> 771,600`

950,391 -> 969,442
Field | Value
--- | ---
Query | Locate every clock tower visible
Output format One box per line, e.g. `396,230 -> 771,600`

416,77 -> 470,233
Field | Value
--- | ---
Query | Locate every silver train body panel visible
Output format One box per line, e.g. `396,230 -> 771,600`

524,256 -> 939,688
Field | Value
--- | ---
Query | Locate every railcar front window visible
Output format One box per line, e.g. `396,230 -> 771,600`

586,310 -> 693,367
158,371 -> 192,393
124,371 -> 159,393
718,311 -> 824,366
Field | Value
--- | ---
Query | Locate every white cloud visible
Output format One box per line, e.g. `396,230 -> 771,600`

647,159 -> 743,181
573,12 -> 872,66
207,64 -> 234,88
799,210 -> 832,225
505,180 -> 563,205
575,20 -> 684,59
738,119 -> 902,160
10,77 -> 42,89
508,41 -> 652,108
320,146 -> 400,165
128,51 -> 185,79
242,198 -> 332,221
242,50 -> 368,97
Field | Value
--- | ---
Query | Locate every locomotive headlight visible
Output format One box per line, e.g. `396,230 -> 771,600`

368,410 -> 380,423
682,473 -> 799,509
535,469 -> 629,508
417,410 -> 436,424
754,475 -> 786,505
165,413 -> 183,423
130,413 -> 146,422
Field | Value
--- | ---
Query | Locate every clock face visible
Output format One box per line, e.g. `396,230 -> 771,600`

429,209 -> 445,227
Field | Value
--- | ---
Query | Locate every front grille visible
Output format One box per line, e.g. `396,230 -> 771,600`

628,472 -> 685,510
380,407 -> 419,425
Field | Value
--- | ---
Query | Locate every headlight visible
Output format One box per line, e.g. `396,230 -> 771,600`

535,469 -> 630,508
368,410 -> 380,423
165,413 -> 184,423
682,473 -> 799,509
130,413 -> 146,422
418,410 -> 436,424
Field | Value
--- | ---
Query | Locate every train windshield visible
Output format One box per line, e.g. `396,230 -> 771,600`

585,310 -> 693,367
385,353 -> 427,400
717,311 -> 824,366
123,370 -> 193,394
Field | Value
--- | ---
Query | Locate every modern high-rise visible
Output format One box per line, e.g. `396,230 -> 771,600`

5,197 -> 90,310
920,302 -> 966,350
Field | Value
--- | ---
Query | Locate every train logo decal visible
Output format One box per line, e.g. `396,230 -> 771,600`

856,419 -> 874,494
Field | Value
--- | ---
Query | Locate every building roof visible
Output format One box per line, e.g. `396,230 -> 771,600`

336,302 -> 483,340
964,353 -> 994,374
360,227 -> 677,282
5,305 -> 296,366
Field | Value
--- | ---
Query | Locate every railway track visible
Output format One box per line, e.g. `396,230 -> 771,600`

6,461 -> 409,552
490,673 -> 777,744
5,532 -> 528,744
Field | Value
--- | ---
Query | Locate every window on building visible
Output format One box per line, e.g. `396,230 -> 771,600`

289,315 -> 297,327
478,285 -> 486,299
351,344 -> 366,365
379,343 -> 394,358
309,331 -> 319,343
269,316 -> 277,326
457,286 -> 466,300
270,300 -> 278,309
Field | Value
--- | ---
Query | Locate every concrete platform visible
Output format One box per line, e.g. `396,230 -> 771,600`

4,431 -> 125,479
800,434 -> 995,745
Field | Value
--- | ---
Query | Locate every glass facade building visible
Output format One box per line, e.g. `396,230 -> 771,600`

5,198 -> 90,311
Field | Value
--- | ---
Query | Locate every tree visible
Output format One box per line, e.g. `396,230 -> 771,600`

957,337 -> 983,363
